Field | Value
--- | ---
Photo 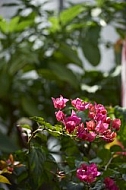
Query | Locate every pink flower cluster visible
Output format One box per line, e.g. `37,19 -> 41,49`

52,96 -> 121,142
76,163 -> 100,183
104,177 -> 119,190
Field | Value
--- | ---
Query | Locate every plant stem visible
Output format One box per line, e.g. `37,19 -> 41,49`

105,156 -> 113,170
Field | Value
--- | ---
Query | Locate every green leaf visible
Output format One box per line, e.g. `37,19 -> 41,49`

60,4 -> 84,26
89,157 -> 102,164
66,22 -> 87,32
49,17 -> 60,32
16,20 -> 34,31
0,175 -> 11,185
102,168 -> 117,178
9,16 -> 20,32
0,20 -> 7,33
30,116 -> 45,125
30,116 -> 54,130
81,24 -> 101,66
49,63 -> 79,89
48,124 -> 63,137
29,146 -> 46,188
85,24 -> 101,44
20,124 -> 32,130
82,40 -> 101,66
110,145 -> 122,153
97,148 -> 111,164
59,43 -> 82,67
93,180 -> 104,190
0,16 -> 20,33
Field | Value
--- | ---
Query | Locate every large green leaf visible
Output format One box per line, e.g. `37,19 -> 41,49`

15,20 -> 34,31
81,24 -> 101,66
59,43 -> 83,67
29,146 -> 46,188
60,4 -> 84,26
84,24 -> 101,44
49,17 -> 60,32
82,40 -> 101,66
0,16 -> 20,33
49,63 -> 79,89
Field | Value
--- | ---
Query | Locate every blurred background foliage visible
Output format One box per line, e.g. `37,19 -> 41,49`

0,0 -> 126,152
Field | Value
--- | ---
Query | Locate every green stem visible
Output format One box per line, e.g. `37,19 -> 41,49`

104,156 -> 113,171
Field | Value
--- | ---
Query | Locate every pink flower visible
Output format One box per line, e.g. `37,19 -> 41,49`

102,129 -> 117,142
105,117 -> 111,124
77,123 -> 96,142
111,119 -> 121,131
76,163 -> 100,183
55,110 -> 65,122
88,104 -> 107,122
87,132 -> 96,142
77,123 -> 87,138
52,95 -> 69,109
95,121 -> 109,134
64,110 -> 81,133
104,177 -> 119,190
86,120 -> 96,131
71,98 -> 90,111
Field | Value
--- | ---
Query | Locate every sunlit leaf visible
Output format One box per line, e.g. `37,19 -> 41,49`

60,4 -> 84,26
20,124 -> 32,130
16,20 -> 34,31
30,116 -> 53,130
49,17 -> 60,32
0,16 -> 20,33
0,175 -> 11,185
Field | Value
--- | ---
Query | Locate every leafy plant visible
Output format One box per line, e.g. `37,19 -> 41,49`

0,95 -> 126,190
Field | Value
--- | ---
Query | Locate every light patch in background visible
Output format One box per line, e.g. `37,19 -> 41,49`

81,84 -> 100,93
47,137 -> 61,162
21,70 -> 39,79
